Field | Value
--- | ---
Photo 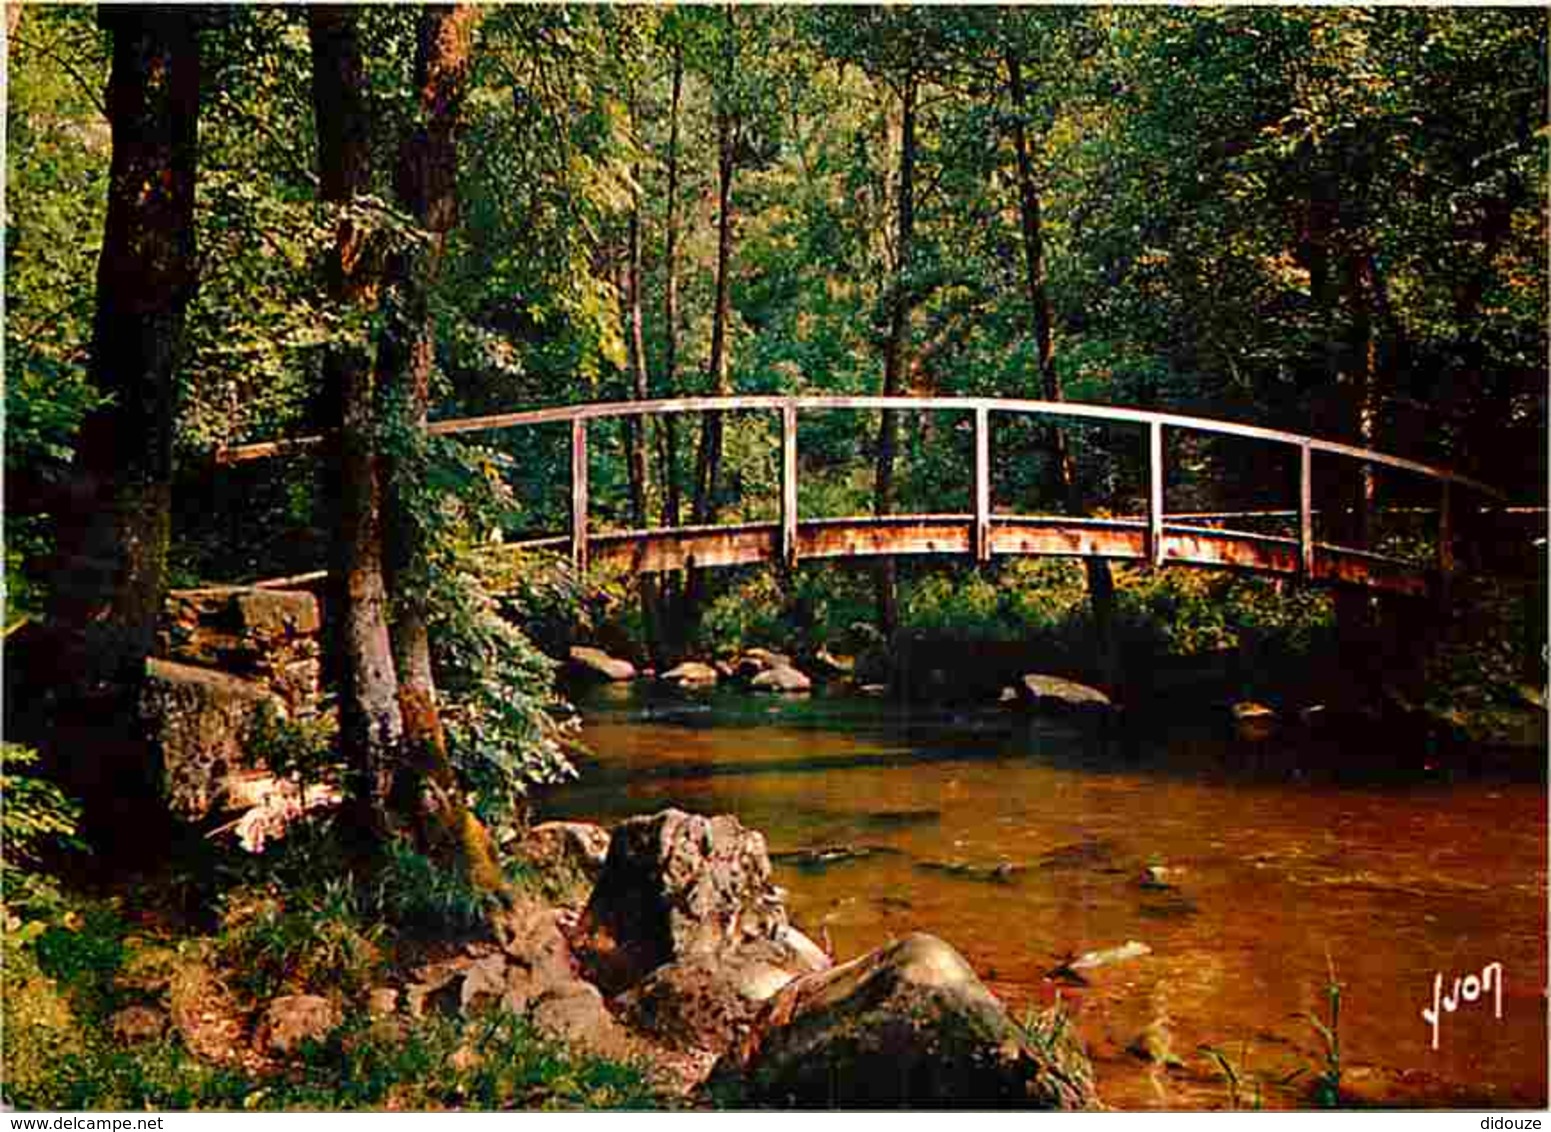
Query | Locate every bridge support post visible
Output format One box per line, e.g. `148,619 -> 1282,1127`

973,406 -> 991,564
780,401 -> 798,571
1299,441 -> 1314,579
570,417 -> 588,573
1147,420 -> 1164,567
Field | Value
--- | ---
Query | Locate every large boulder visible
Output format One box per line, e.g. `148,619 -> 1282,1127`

141,658 -> 287,820
618,931 -> 831,1055
573,810 -> 790,994
715,933 -> 1096,1109
568,646 -> 637,682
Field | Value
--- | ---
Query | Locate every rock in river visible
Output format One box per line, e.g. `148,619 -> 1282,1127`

715,933 -> 1096,1109
618,933 -> 830,1055
750,665 -> 813,694
568,646 -> 636,682
662,661 -> 720,687
573,809 -> 791,994
1018,674 -> 1113,713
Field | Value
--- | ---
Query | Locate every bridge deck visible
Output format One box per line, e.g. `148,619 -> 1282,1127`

502,515 -> 1429,595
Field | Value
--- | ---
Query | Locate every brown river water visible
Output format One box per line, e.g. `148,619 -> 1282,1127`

544,685 -> 1548,1110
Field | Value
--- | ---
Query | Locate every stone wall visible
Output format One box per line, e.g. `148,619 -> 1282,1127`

145,585 -> 324,821
159,586 -> 323,714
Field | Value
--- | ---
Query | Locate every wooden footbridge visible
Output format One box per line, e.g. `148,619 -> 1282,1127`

222,395 -> 1505,597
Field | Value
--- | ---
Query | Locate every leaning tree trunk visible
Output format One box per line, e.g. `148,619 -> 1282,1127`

372,3 -> 507,892
873,77 -> 918,635
42,6 -> 200,798
309,5 -> 403,826
1007,51 -> 1116,682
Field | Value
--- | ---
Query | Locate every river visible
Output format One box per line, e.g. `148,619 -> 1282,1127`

543,684 -> 1547,1110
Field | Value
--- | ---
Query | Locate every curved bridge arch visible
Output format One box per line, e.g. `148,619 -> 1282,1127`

221,395 -> 1505,597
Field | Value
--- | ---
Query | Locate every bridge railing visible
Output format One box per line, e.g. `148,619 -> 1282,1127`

219,395 -> 1504,591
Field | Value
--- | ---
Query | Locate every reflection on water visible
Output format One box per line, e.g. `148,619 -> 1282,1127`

544,686 -> 1548,1110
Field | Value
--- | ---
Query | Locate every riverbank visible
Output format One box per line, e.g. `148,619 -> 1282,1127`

2,798 -> 1095,1111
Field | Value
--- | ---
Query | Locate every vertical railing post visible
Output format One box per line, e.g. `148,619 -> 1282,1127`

973,406 -> 991,564
570,415 -> 588,573
1148,420 -> 1164,567
780,400 -> 799,570
1299,440 -> 1314,579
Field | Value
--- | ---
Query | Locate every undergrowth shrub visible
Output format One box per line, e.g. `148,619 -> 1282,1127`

216,880 -> 383,1001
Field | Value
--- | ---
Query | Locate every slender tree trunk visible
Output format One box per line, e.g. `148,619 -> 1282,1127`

42,7 -> 199,794
692,94 -> 736,526
625,185 -> 652,525
873,77 -> 917,634
622,93 -> 666,662
310,5 -> 403,824
1007,51 -> 1116,682
685,15 -> 737,632
1346,249 -> 1379,548
656,45 -> 685,649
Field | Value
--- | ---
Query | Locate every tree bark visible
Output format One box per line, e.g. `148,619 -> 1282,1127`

1007,50 -> 1116,681
691,35 -> 737,528
622,91 -> 666,662
658,51 -> 685,533
369,4 -> 508,891
684,14 -> 738,633
40,8 -> 200,803
873,76 -> 917,634
310,4 -> 403,823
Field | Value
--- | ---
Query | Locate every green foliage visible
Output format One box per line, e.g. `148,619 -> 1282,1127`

216,880 -> 383,1002
257,1011 -> 656,1111
32,903 -> 129,1025
1016,1002 -> 1097,1107
1416,576 -> 1546,744
700,569 -> 792,655
2,914 -> 657,1111
0,744 -> 85,914
1114,570 -> 1334,659
0,925 -> 92,1110
244,706 -> 340,789
1298,960 -> 1344,1109
368,840 -> 502,940
433,567 -> 579,835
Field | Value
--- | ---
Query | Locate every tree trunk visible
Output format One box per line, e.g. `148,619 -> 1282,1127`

691,87 -> 736,527
684,15 -> 737,633
657,46 -> 682,530
1007,51 -> 1116,682
873,77 -> 918,635
367,4 -> 506,891
41,7 -> 199,800
623,92 -> 666,663
310,4 -> 403,824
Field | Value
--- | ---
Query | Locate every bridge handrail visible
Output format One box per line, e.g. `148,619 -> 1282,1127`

218,393 -> 1502,497
216,393 -> 1513,589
